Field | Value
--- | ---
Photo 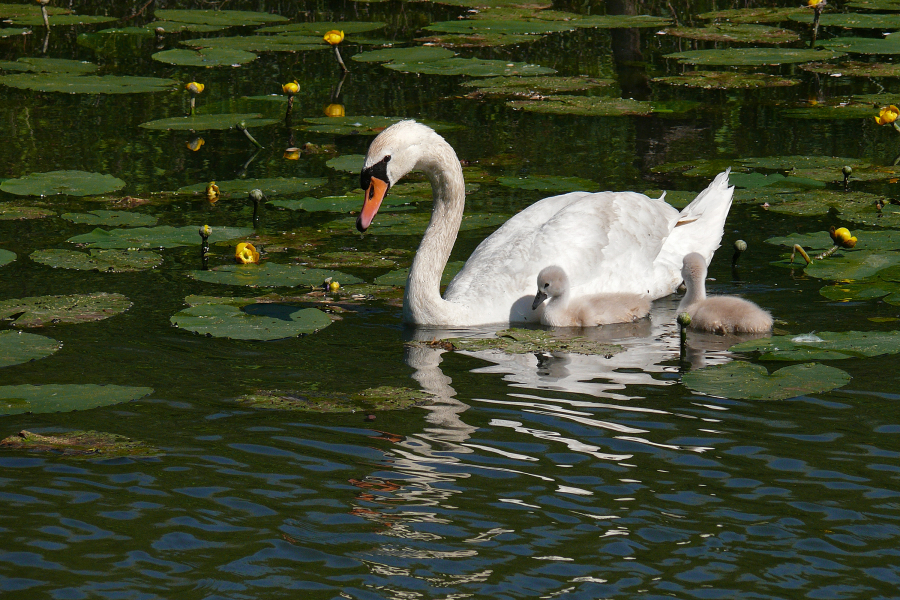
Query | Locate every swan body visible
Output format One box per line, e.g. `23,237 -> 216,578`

533,266 -> 650,327
678,252 -> 773,335
358,120 -> 734,327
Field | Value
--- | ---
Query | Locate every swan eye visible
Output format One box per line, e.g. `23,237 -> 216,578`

543,283 -> 549,289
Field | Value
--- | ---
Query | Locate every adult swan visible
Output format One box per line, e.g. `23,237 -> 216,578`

357,120 -> 734,327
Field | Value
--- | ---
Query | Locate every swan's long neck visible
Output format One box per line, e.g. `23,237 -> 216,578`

678,263 -> 707,312
403,139 -> 467,324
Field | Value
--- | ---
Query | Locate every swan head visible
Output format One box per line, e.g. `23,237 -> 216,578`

532,265 -> 569,310
357,120 -> 446,232
681,252 -> 707,288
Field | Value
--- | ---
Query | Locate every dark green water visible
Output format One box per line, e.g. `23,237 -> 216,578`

2,1 -> 900,598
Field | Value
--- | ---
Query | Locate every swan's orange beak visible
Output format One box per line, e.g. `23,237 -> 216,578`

357,177 -> 388,232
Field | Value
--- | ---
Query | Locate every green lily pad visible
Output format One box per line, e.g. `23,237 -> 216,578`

792,12 -> 900,28
0,57 -> 98,73
68,225 -> 252,249
443,328 -> 625,356
60,210 -> 157,227
0,384 -> 153,416
0,28 -> 29,38
326,154 -> 365,173
0,249 -> 14,267
664,24 -> 800,44
847,0 -> 900,9
151,47 -> 258,67
729,330 -> 900,361
665,48 -> 844,66
425,19 -> 576,36
374,260 -> 464,286
31,249 -> 163,273
10,13 -> 115,26
256,21 -> 385,35
0,430 -> 161,458
568,14 -> 673,28
819,34 -> 900,55
352,46 -> 456,63
140,113 -> 278,131
819,278 -> 900,304
171,301 -> 332,340
794,251 -> 900,280
497,175 -> 596,192
178,177 -> 326,196
416,32 -> 542,47
154,9 -> 288,27
766,229 -> 900,252
0,331 -> 60,368
270,187 -> 421,212
651,159 -> 744,178
759,190 -> 889,216
300,116 -> 410,135
386,57 -> 555,77
653,71 -> 799,89
0,3 -> 70,18
183,34 -> 323,53
682,361 -> 851,401
462,75 -> 612,96
188,263 -> 362,288
326,212 -> 508,235
297,249 -> 409,269
0,73 -> 177,94
0,205 -> 55,220
0,292 -> 132,328
698,7 -> 807,24
800,61 -> 900,77
0,170 -> 125,197
729,172 -> 824,190
236,385 -> 431,412
508,95 -> 653,116
144,20 -> 227,33
741,156 -> 872,171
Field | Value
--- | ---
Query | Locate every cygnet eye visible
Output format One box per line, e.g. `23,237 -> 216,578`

543,282 -> 549,289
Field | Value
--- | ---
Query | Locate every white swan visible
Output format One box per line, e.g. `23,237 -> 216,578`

532,266 -> 650,327
678,252 -> 773,334
357,120 -> 734,326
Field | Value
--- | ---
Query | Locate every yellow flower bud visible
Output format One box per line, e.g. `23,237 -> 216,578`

235,242 -> 260,264
206,181 -> 219,203
830,226 -> 858,248
282,80 -> 300,95
875,105 -> 900,125
186,137 -> 205,152
329,280 -> 340,292
185,81 -> 204,95
323,30 -> 344,45
807,0 -> 826,6
199,224 -> 211,238
283,147 -> 301,160
324,103 -> 345,118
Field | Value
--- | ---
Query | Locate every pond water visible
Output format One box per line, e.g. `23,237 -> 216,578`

2,0 -> 900,598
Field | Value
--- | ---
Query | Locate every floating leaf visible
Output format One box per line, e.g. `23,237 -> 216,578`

183,34 -> 323,53
0,249 -> 14,267
425,19 -> 576,35
568,14 -> 673,28
0,27 -> 29,38
326,154 -> 366,173
0,57 -> 98,73
766,230 -> 900,252
301,116 -> 414,135
352,46 -> 456,63
729,172 -> 824,190
698,7 -> 807,24
792,13 -> 900,28
325,212 -> 508,235
68,225 -> 252,249
188,263 -> 362,288
178,177 -> 326,196
0,331 -> 60,368
386,57 -> 555,77
0,292 -> 131,328
759,190 -> 889,216
9,13 -> 115,26
270,189 -> 419,212
801,61 -> 900,78
0,73 -> 177,94
820,278 -> 900,304
819,35 -> 900,55
740,156 -> 872,171
653,71 -> 798,89
0,430 -> 161,458
462,75 -> 612,96
443,328 -> 625,356
729,331 -> 900,361
171,301 -> 332,340
256,21 -> 386,35
151,47 -> 258,67
0,205 -> 54,220
682,362 -> 851,401
140,113 -> 278,131
31,249 -> 163,273
0,384 -> 153,416
497,175 -> 596,192
60,210 -> 157,227
509,95 -> 653,116
666,48 -> 844,66
153,9 -> 288,27
144,20 -> 226,33
664,24 -> 800,44
0,170 -> 125,197
236,385 -> 431,412
416,32 -> 541,47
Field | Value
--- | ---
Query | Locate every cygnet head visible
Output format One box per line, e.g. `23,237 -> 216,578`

532,266 -> 570,310
681,252 -> 708,287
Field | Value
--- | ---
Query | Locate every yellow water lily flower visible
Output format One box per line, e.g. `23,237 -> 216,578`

875,105 -> 900,125
206,181 -> 219,203
185,81 -> 204,95
324,103 -> 345,118
186,137 -> 205,152
283,147 -> 300,160
235,242 -> 260,264
329,280 -> 340,292
323,30 -> 344,45
807,0 -> 826,6
282,80 -> 300,95
831,226 -> 857,248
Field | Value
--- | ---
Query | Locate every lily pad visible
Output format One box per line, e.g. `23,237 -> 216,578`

326,154 -> 366,173
386,57 -> 555,77
60,210 -> 157,227
236,385 -> 431,412
508,95 -> 653,116
568,14 -> 673,28
0,205 -> 55,220
297,249 -> 409,269
682,361 -> 851,401
9,13 -> 115,27
820,278 -> 900,304
0,292 -> 132,328
0,57 -> 98,73
178,177 -> 326,196
1,170 -> 125,197
425,19 -> 576,36
0,249 -> 14,267
759,190 -> 889,216
183,34 -> 323,53
664,24 -> 800,44
0,28 -> 29,38
444,328 -> 625,356
0,430 -> 161,458
792,12 -> 900,28
786,251 -> 900,281
256,22 -> 385,35
271,190 -> 417,213
188,263 -> 362,288
653,71 -> 798,89
729,172 -> 824,190
497,175 -> 596,192
140,113 -> 278,131
68,225 -> 252,249
818,35 -> 900,55
171,301 -> 332,340
0,4 -> 71,19
300,116 -> 409,135
800,61 -> 900,77
0,73 -> 177,94
766,230 -> 900,252
729,331 -> 900,361
153,9 -> 288,27
665,48 -> 844,66
462,75 -> 613,96
697,7 -> 807,24
0,331 -> 60,368
416,32 -> 542,47
31,249 -> 163,273
326,212 -> 508,235
351,46 -> 457,63
0,384 -> 153,416
151,47 -> 258,67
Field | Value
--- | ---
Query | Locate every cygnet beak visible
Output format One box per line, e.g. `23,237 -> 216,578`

531,290 -> 547,310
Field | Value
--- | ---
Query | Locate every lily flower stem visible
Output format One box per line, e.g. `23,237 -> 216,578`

190,97 -> 196,116
810,6 -> 822,48
200,236 -> 210,271
237,123 -> 264,149
815,245 -> 840,260
333,46 -> 349,73
791,244 -> 812,265
41,5 -> 50,29
286,95 -> 294,120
